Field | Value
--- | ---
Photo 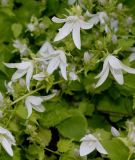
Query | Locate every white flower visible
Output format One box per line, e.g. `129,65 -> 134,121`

0,127 -> 16,156
27,23 -> 36,32
4,61 -> 34,91
13,40 -> 28,56
52,16 -> 93,49
25,91 -> 57,118
47,50 -> 68,80
84,51 -> 92,63
37,42 -> 68,80
38,41 -> 54,58
111,127 -> 120,137
87,11 -> 108,26
80,134 -> 107,156
5,81 -> 14,94
95,54 -> 135,88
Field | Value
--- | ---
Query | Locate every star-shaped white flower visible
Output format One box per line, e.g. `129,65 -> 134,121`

4,61 -> 34,91
80,134 -> 107,156
95,54 -> 135,88
37,42 -> 68,80
52,16 -> 93,49
25,91 -> 57,118
0,127 -> 16,157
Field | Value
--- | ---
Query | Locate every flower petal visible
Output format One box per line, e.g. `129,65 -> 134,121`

12,69 -> 26,81
80,141 -> 96,156
95,55 -> 109,79
80,20 -> 93,29
54,22 -> 73,42
59,62 -> 67,80
1,137 -> 13,156
72,22 -> 81,49
96,141 -> 108,154
25,99 -> 33,118
121,63 -> 135,74
26,63 -> 33,91
88,16 -> 99,26
108,55 -> 122,70
47,57 -> 60,74
52,16 -> 66,23
111,126 -> 120,137
32,104 -> 45,113
38,42 -> 54,57
33,73 -> 45,81
110,68 -> 124,85
95,66 -> 109,88
42,92 -> 57,101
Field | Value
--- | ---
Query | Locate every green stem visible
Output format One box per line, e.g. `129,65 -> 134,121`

44,147 -> 61,156
128,152 -> 133,160
11,85 -> 45,106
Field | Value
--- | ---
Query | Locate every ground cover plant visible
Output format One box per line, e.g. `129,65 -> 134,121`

0,0 -> 135,159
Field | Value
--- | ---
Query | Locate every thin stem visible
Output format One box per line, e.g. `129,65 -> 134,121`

128,152 -> 133,160
44,147 -> 61,156
11,85 -> 45,106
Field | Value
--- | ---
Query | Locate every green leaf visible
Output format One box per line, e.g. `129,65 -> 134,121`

57,110 -> 87,141
39,102 -> 71,128
11,23 -> 22,38
102,139 -> 129,160
57,139 -> 73,153
35,128 -> 52,147
97,96 -> 133,117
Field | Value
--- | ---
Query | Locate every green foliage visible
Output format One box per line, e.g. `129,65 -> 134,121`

57,110 -> 87,141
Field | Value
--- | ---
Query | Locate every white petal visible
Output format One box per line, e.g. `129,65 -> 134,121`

42,92 -> 57,101
25,99 -> 33,118
33,73 -> 45,81
4,62 -> 30,70
72,22 -> 81,49
47,57 -> 60,74
32,104 -> 45,113
96,141 -> 108,154
0,128 -> 15,145
54,21 -> 73,42
1,137 -> 13,156
59,62 -> 67,80
12,69 -> 26,81
121,63 -> 135,74
129,53 -> 135,62
38,42 -> 54,57
80,134 -> 97,142
80,20 -> 93,29
108,55 -> 122,70
88,16 -> 99,26
52,16 -> 66,23
111,127 -> 120,137
27,96 -> 43,105
80,141 -> 96,156
110,68 -> 124,85
95,56 -> 109,79
26,63 -> 33,91
95,66 -> 109,88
